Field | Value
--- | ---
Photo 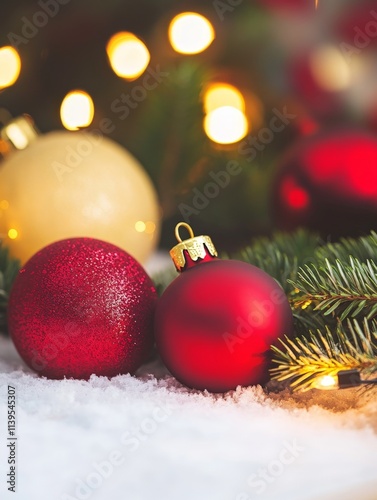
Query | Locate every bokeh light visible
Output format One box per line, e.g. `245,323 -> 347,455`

310,45 -> 351,92
60,90 -> 95,131
135,221 -> 157,234
281,177 -> 311,211
107,32 -> 150,80
204,106 -> 248,144
135,220 -> 146,232
313,375 -> 337,390
203,83 -> 245,114
169,12 -> 215,55
0,46 -> 21,90
8,228 -> 18,240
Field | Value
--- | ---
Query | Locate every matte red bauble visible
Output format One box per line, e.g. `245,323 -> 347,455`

8,238 -> 157,379
273,130 -> 377,237
154,223 -> 293,393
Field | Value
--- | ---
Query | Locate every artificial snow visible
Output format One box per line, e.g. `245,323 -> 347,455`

0,254 -> 376,500
1,336 -> 377,500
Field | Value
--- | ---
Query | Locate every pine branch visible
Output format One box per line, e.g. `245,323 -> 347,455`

271,318 -> 377,391
130,61 -> 208,217
153,229 -> 321,294
227,229 -> 322,293
0,245 -> 20,334
290,258 -> 377,321
152,267 -> 177,296
315,231 -> 377,263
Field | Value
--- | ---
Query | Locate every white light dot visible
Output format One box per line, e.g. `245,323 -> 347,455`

169,12 -> 215,55
107,32 -> 150,80
204,106 -> 248,145
60,90 -> 95,131
0,46 -> 21,89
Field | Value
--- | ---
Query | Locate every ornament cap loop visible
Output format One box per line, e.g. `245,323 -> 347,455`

170,222 -> 218,272
0,115 -> 39,159
175,222 -> 195,242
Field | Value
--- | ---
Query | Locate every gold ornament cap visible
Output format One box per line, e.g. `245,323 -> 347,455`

170,222 -> 218,272
0,114 -> 39,159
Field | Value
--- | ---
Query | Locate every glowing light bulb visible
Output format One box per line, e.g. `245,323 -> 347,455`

313,375 -> 338,390
107,32 -> 150,80
0,46 -> 21,90
204,106 -> 248,145
60,90 -> 94,131
8,228 -> 18,240
169,12 -> 215,55
135,221 -> 147,232
203,83 -> 245,114
135,220 -> 156,234
310,45 -> 351,92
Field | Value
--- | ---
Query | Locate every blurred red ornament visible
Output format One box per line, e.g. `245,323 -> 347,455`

337,1 -> 377,52
8,238 -> 157,379
273,130 -> 377,237
154,223 -> 293,393
255,0 -> 313,11
290,52 -> 344,117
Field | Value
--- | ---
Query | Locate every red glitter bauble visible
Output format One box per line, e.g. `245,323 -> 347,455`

8,238 -> 157,379
155,224 -> 293,393
273,130 -> 377,237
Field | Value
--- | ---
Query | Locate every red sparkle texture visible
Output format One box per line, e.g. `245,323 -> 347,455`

8,238 -> 157,379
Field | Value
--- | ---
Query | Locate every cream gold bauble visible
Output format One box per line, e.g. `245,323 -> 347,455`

0,116 -> 160,263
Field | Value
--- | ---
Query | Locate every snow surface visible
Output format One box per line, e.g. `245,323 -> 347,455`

0,253 -> 376,500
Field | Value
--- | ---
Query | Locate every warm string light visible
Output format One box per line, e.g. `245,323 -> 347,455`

107,32 -> 150,80
204,107 -> 248,145
313,375 -> 338,390
60,90 -> 94,131
203,83 -> 245,114
0,46 -> 21,90
8,228 -> 18,240
314,370 -> 377,391
202,83 -> 249,144
134,221 -> 156,235
168,12 -> 215,55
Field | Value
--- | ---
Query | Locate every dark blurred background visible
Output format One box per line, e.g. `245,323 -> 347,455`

1,0 -> 377,250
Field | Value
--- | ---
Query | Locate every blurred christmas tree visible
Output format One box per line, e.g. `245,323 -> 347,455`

1,0 -> 377,249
